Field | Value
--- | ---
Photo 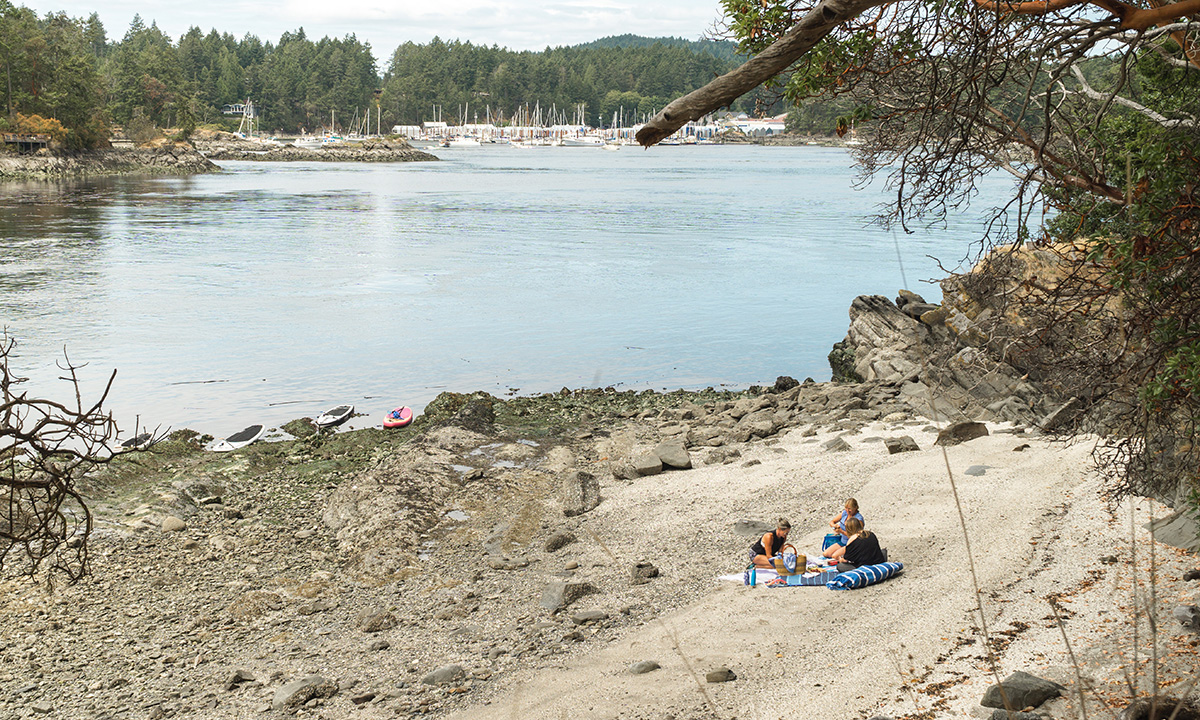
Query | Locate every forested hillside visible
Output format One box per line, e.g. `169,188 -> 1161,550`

1,1 -> 758,145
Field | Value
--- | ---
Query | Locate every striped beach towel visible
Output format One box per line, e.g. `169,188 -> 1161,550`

825,562 -> 904,590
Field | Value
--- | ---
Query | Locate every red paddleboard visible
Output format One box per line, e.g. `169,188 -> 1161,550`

383,406 -> 413,428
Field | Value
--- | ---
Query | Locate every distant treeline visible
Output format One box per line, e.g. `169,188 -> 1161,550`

0,3 -> 780,146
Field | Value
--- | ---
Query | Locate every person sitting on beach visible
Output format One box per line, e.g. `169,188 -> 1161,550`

831,517 -> 886,571
749,518 -> 792,569
823,498 -> 864,558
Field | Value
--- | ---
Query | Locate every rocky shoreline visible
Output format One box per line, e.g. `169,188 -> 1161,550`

195,138 -> 438,163
0,142 -> 218,181
2,281 -> 1197,720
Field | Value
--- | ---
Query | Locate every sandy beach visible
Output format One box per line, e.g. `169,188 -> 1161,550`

2,393 -> 1197,720
442,420 -> 1199,720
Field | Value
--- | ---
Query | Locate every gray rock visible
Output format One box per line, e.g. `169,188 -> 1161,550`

632,452 -> 663,476
990,711 -> 1041,720
350,692 -> 376,705
224,669 -> 257,691
773,376 -> 799,392
571,610 -> 608,625
1173,604 -> 1200,631
1117,696 -> 1200,720
561,470 -> 601,517
1148,509 -> 1200,553
980,670 -> 1065,710
449,398 -> 495,433
161,516 -> 187,532
544,531 -> 578,552
1184,568 -> 1200,581
368,639 -> 390,651
901,301 -> 940,320
706,667 -> 737,683
654,439 -> 692,469
421,664 -> 465,686
884,436 -> 920,454
935,421 -> 989,446
539,581 -> 598,611
964,465 -> 990,476
629,660 -> 660,675
1039,396 -> 1083,431
823,436 -> 852,452
630,562 -> 660,586
272,675 -> 338,712
356,609 -> 397,633
31,701 -> 53,714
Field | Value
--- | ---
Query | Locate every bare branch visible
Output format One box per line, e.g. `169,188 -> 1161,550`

1067,63 -> 1198,127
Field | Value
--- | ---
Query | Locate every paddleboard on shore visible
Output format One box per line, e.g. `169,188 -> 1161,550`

383,406 -> 414,429
212,424 -> 265,452
315,404 -> 354,429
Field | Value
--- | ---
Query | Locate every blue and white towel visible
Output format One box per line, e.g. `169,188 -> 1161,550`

826,562 -> 904,590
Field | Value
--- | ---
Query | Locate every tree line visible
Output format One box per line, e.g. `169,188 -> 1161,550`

0,3 -> 763,147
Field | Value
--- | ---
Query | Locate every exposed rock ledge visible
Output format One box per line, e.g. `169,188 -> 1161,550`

0,142 -> 218,180
197,138 -> 438,163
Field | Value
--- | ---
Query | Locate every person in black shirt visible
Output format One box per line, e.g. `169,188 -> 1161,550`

837,517 -> 886,572
749,518 -> 792,569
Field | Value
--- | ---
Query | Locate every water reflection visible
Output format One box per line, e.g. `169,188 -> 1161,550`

1,147 -> 1022,436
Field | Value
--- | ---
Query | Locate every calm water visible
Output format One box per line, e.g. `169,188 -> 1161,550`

0,145 -> 1014,437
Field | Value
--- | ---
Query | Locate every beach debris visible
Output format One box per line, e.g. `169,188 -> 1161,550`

980,670 -> 1065,710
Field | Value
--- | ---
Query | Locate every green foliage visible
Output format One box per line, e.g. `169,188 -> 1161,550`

0,1 -> 107,147
379,38 -> 744,127
577,34 -> 744,62
124,106 -> 160,144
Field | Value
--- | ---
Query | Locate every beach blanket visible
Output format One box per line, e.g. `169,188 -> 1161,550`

825,562 -> 904,590
766,568 -> 840,587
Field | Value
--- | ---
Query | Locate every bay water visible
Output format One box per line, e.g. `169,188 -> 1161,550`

0,145 -> 1015,437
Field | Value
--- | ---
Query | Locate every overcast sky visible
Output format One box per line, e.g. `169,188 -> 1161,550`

22,1 -> 727,55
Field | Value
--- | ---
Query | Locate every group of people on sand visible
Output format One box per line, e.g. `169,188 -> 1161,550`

748,498 -> 887,573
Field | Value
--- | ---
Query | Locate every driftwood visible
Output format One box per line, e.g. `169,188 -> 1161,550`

635,0 -> 889,147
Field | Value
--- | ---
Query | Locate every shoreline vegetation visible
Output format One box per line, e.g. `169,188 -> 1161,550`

0,131 -> 838,182
3,281 -> 1198,719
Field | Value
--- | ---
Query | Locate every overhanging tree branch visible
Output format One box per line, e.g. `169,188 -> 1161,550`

635,0 -> 890,146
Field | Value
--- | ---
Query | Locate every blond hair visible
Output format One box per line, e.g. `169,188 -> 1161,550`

845,498 -> 859,513
845,516 -> 871,538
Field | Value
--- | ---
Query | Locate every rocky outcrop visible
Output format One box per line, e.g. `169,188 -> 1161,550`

0,142 -> 217,179
830,288 -> 1061,426
197,138 -> 437,162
